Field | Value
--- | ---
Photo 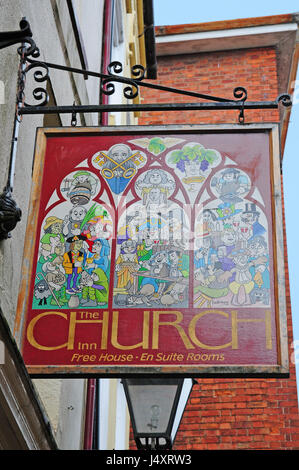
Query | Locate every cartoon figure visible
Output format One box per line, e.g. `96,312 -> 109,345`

198,209 -> 218,235
216,203 -> 242,230
146,187 -> 165,208
138,250 -> 170,297
62,235 -> 86,294
80,204 -> 112,242
62,171 -> 98,205
115,239 -> 139,289
248,235 -> 270,305
86,238 -> 110,274
83,219 -> 112,242
182,159 -> 205,191
194,262 -> 230,308
135,169 -> 175,207
228,249 -> 254,305
92,143 -> 147,194
241,203 -> 266,239
211,168 -> 250,205
79,269 -> 108,307
148,250 -> 169,277
127,283 -> 155,307
33,277 -> 51,306
194,234 -> 217,273
102,144 -> 137,178
40,216 -> 65,261
168,249 -> 183,278
98,144 -> 141,194
62,206 -> 87,249
217,228 -> 237,275
160,282 -> 187,306
45,271 -> 67,306
40,255 -> 67,306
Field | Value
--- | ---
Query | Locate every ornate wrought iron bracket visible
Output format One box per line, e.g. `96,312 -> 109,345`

18,57 -> 292,122
0,19 -> 293,239
0,17 -> 38,56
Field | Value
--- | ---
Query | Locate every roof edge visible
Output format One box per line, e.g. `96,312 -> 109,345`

155,12 -> 299,37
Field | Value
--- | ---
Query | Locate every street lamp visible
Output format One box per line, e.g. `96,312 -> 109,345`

122,378 -> 195,450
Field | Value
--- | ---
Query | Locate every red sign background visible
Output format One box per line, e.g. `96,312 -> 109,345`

16,126 -> 287,376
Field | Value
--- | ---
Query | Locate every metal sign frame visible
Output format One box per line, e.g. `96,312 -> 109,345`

14,123 -> 289,378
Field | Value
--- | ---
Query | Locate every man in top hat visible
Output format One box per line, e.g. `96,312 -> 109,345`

241,203 -> 266,238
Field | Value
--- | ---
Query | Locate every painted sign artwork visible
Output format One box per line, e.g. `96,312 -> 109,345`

18,127 -> 287,375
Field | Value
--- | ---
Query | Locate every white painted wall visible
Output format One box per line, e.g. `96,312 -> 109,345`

98,379 -> 129,450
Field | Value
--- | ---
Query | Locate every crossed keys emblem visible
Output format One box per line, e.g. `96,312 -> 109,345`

99,151 -> 142,179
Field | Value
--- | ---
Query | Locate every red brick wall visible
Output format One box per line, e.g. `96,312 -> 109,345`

140,47 -> 279,125
130,46 -> 299,450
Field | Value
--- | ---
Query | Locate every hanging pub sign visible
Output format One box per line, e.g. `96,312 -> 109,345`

14,124 -> 289,377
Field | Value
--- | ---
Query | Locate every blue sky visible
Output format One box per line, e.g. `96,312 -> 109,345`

153,1 -> 299,388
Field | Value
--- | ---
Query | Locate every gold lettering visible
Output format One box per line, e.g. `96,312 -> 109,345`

189,310 -> 232,350
111,310 -> 150,350
152,311 -> 194,350
68,311 -> 109,350
27,311 -> 68,351
231,310 -> 272,350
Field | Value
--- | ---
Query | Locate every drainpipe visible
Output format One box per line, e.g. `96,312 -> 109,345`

83,379 -> 96,449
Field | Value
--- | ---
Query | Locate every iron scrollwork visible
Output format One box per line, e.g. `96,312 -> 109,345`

0,17 -> 37,56
23,61 -> 49,107
101,61 -> 146,100
277,93 -> 292,107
